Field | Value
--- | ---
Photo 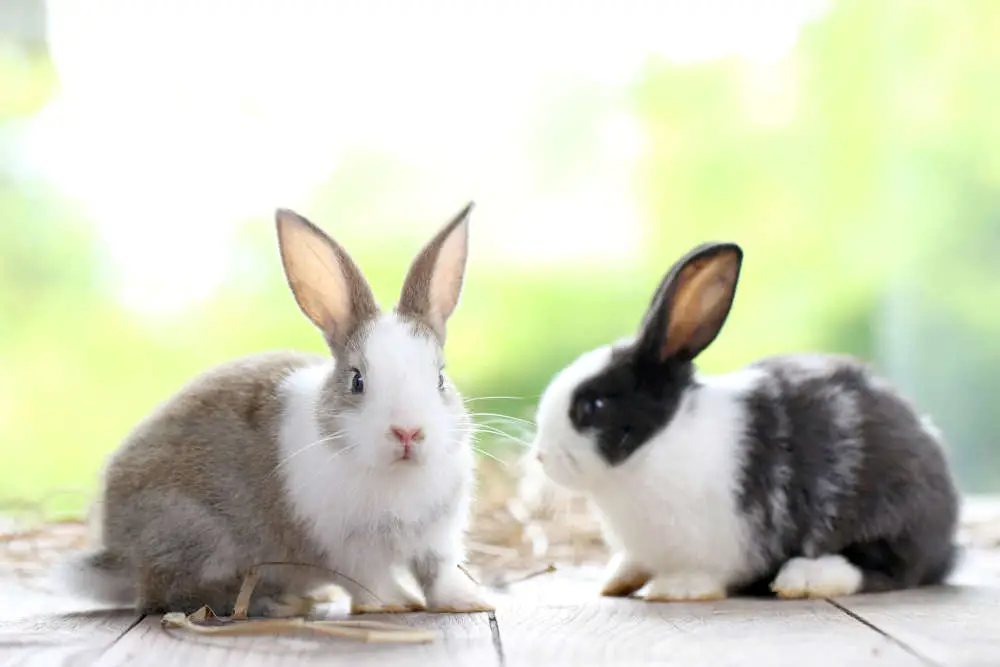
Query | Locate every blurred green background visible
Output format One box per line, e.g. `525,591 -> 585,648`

3,0 -> 1000,516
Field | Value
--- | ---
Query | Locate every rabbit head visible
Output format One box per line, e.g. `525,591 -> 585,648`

276,204 -> 474,471
531,242 -> 743,491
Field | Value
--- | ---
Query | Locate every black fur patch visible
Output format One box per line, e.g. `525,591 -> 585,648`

568,241 -> 741,467
568,344 -> 695,466
736,354 -> 959,593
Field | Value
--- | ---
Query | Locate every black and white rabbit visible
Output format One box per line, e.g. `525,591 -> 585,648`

530,241 -> 959,601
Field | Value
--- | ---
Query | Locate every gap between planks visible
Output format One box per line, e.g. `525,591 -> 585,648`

493,563 -> 999,667
824,599 -> 941,667
3,548 -> 998,666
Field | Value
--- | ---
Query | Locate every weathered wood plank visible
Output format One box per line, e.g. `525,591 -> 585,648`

495,569 -> 928,667
834,585 -> 1000,667
0,575 -> 141,667
93,611 -> 498,667
959,495 -> 1000,551
0,610 -> 140,667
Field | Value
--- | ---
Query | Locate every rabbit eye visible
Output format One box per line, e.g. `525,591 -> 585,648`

350,368 -> 364,395
572,395 -> 606,428
437,372 -> 445,391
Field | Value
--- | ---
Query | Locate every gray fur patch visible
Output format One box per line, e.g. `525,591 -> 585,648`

734,354 -> 959,595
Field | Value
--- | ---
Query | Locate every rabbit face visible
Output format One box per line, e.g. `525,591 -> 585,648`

318,313 -> 471,470
532,346 -> 618,491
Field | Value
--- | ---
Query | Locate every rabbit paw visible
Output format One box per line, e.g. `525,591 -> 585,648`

770,555 -> 862,599
425,567 -> 495,613
643,573 -> 727,602
600,553 -> 652,598
255,592 -> 323,618
350,578 -> 427,615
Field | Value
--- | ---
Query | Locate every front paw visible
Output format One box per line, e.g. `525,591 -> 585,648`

600,553 -> 652,598
350,582 -> 427,615
425,567 -> 496,613
344,574 -> 426,614
352,601 -> 427,615
254,592 -> 322,618
643,573 -> 727,603
770,555 -> 862,599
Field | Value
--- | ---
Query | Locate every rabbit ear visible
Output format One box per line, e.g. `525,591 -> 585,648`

396,202 -> 473,341
637,242 -> 743,364
275,209 -> 379,350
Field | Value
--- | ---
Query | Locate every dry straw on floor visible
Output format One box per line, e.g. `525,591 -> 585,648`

466,457 -> 607,584
161,563 -> 437,644
162,605 -> 437,644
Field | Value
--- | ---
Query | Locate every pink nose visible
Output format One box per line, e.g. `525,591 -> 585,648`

391,426 -> 424,446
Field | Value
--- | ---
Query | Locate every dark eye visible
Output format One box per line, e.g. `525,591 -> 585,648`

572,395 -> 606,428
437,372 -> 445,391
350,368 -> 364,395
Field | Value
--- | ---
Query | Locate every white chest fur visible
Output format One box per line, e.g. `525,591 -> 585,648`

276,363 -> 469,571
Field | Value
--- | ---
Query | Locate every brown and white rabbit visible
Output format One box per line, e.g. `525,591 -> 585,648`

56,204 -> 494,617
530,241 -> 959,601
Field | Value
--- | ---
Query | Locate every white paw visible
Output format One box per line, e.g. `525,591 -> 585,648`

426,567 -> 496,613
644,573 -> 727,602
308,584 -> 350,606
771,555 -> 863,599
600,553 -> 651,598
258,592 -> 321,618
350,579 -> 427,615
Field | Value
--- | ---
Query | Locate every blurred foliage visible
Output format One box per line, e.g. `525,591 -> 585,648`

3,0 -> 1000,517
632,0 -> 1000,490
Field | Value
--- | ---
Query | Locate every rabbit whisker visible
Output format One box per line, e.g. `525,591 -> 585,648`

270,431 -> 351,474
299,442 -> 362,486
468,412 -> 536,427
470,425 -> 534,440
463,396 -> 524,403
473,425 -> 534,445
471,446 -> 509,469
465,425 -> 532,449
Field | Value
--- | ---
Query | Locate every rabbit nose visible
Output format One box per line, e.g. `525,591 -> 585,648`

390,426 -> 424,446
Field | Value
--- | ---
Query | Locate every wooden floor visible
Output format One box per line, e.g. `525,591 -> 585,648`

2,553 -> 999,667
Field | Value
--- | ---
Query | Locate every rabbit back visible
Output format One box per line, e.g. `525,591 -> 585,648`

735,353 -> 959,593
93,351 -> 329,611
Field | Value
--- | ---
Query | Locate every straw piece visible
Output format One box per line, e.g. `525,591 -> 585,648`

506,564 -> 558,586
231,566 -> 261,621
153,563 -> 438,645
161,610 -> 437,644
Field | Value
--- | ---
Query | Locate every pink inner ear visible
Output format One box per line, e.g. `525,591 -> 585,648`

660,251 -> 739,360
427,224 -> 468,325
277,210 -> 379,350
700,281 -> 727,310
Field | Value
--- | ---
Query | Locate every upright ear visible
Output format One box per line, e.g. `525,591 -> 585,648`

396,202 -> 473,341
637,242 -> 743,363
275,209 -> 379,350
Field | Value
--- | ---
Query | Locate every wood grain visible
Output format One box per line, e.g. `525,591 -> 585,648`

833,585 -> 1000,667
0,610 -> 140,667
2,503 -> 999,667
0,574 -> 140,667
93,611 -> 498,667
495,568 -> 926,667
